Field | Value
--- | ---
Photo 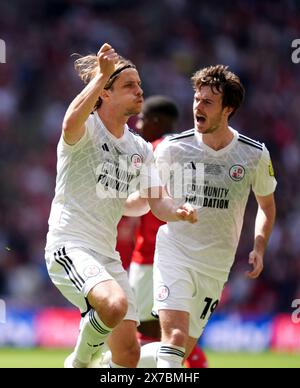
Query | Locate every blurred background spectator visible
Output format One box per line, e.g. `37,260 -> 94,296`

0,0 -> 299,317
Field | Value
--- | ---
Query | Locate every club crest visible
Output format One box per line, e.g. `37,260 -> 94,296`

229,165 -> 245,181
156,285 -> 170,301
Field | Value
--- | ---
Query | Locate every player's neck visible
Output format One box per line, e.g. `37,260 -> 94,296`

97,108 -> 127,139
202,125 -> 234,151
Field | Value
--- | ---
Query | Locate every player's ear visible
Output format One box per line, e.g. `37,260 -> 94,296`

100,89 -> 110,101
224,106 -> 234,117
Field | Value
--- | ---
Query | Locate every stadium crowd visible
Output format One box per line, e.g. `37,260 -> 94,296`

0,0 -> 299,317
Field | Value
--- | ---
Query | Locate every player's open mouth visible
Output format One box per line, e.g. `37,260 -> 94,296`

196,115 -> 206,124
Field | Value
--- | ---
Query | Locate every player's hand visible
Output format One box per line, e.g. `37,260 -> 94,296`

245,250 -> 263,279
176,203 -> 198,224
97,43 -> 118,79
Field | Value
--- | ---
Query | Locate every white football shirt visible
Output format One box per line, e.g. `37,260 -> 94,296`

46,112 -> 160,260
155,128 -> 277,282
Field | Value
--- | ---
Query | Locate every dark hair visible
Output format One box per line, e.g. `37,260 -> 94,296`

142,95 -> 179,120
191,64 -> 245,119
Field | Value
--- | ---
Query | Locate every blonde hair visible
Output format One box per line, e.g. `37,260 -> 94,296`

73,53 -> 136,110
73,54 -> 99,84
74,54 -> 135,85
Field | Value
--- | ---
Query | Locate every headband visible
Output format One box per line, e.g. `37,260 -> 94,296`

108,64 -> 135,81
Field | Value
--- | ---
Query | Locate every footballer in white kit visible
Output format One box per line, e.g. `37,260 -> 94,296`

152,67 -> 277,355
153,128 -> 277,338
45,111 -> 159,319
45,44 -> 197,368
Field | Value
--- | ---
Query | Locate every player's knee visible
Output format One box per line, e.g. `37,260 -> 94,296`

96,295 -> 128,328
167,328 -> 188,347
109,295 -> 128,323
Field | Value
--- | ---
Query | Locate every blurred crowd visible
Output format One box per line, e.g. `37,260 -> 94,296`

0,0 -> 299,316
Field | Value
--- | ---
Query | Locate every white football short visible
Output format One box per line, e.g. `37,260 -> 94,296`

129,262 -> 155,322
153,260 -> 224,338
45,244 -> 139,323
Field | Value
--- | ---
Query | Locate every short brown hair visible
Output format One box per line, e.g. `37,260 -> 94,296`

73,53 -> 136,109
191,65 -> 245,119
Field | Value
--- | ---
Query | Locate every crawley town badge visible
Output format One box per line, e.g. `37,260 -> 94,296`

131,154 -> 143,169
83,265 -> 101,278
229,164 -> 245,181
155,285 -> 170,301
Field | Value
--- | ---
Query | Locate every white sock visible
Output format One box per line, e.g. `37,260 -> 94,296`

138,342 -> 160,368
157,343 -> 185,368
73,309 -> 113,365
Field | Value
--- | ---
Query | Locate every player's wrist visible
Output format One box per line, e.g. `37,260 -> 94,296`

174,207 -> 185,222
253,241 -> 266,257
93,71 -> 110,86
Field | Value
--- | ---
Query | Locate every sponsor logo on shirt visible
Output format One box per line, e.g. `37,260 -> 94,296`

185,184 -> 230,209
204,164 -> 224,176
96,157 -> 139,198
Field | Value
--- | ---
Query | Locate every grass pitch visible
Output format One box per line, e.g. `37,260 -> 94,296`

0,348 -> 299,368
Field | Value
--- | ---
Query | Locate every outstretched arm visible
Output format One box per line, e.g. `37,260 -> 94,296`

63,43 -> 118,145
246,193 -> 276,279
123,191 -> 150,217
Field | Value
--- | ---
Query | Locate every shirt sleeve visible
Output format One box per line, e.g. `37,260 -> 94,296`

59,114 -> 94,155
154,139 -> 172,186
252,145 -> 277,196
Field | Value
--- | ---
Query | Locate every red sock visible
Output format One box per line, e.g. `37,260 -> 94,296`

184,345 -> 209,368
